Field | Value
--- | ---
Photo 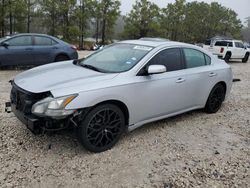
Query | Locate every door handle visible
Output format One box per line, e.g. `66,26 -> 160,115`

209,72 -> 217,77
176,78 -> 185,83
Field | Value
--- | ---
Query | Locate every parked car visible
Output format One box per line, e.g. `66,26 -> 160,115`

203,39 -> 249,63
92,43 -> 105,51
0,33 -> 78,67
5,39 -> 233,152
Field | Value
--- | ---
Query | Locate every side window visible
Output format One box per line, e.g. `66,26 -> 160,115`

238,43 -> 244,48
235,42 -> 244,48
148,48 -> 183,72
215,41 -> 232,47
183,48 -> 206,68
34,36 -> 52,46
8,36 -> 32,46
205,54 -> 211,65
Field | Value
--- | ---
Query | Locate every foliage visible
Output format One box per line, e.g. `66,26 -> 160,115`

123,0 -> 243,43
242,17 -> 250,43
0,0 -> 246,44
123,0 -> 160,39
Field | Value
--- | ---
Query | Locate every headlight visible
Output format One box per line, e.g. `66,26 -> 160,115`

31,94 -> 77,118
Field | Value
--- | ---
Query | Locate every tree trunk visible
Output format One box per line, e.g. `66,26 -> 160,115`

9,0 -> 12,35
1,0 -> 5,37
95,18 -> 99,43
27,0 -> 31,33
79,0 -> 84,49
101,18 -> 106,44
101,0 -> 108,45
51,0 -> 55,36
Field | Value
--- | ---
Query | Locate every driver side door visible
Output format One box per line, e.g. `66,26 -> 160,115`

0,35 -> 34,66
131,48 -> 188,123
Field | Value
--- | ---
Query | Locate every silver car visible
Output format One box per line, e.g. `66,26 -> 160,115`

6,39 -> 233,152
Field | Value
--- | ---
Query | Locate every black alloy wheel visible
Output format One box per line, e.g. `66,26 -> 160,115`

55,54 -> 69,62
224,53 -> 231,63
205,84 -> 226,113
77,104 -> 125,152
242,53 -> 249,63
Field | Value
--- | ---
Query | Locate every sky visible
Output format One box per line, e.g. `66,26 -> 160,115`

120,0 -> 250,24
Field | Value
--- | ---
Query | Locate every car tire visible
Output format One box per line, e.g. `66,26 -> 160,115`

242,53 -> 249,63
224,53 -> 231,63
204,83 -> 226,114
55,54 -> 69,62
77,104 -> 126,153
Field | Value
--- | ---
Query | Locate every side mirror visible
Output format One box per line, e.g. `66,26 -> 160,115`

1,42 -> 9,48
147,65 -> 167,75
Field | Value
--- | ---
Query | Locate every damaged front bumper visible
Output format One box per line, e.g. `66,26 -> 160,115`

5,102 -> 74,134
5,102 -> 43,134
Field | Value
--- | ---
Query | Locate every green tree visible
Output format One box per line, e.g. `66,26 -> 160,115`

123,0 -> 160,39
159,0 -> 242,42
99,0 -> 120,44
0,0 -> 6,37
39,0 -> 60,36
58,0 -> 77,41
160,0 -> 186,41
242,17 -> 250,42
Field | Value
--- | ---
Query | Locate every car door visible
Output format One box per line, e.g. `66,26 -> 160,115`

181,48 -> 217,107
132,48 -> 189,122
237,42 -> 246,58
234,42 -> 244,58
0,35 -> 34,66
33,36 -> 58,65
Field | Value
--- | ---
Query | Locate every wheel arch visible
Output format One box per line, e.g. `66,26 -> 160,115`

217,81 -> 227,93
91,100 -> 130,126
54,53 -> 70,61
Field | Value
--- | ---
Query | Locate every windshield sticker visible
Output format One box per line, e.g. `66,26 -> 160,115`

133,46 -> 152,51
126,61 -> 132,64
131,57 -> 137,61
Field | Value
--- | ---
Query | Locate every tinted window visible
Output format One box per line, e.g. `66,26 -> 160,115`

148,48 -> 183,72
205,54 -> 211,65
8,36 -> 32,46
215,41 -> 233,47
183,48 -> 206,68
235,42 -> 244,48
34,36 -> 53,46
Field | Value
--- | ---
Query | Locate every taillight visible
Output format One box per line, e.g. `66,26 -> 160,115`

71,45 -> 77,51
220,47 -> 224,53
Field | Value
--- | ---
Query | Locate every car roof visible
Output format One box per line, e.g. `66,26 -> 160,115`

11,33 -> 50,37
119,39 -> 197,48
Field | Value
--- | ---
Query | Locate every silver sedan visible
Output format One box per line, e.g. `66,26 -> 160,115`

7,38 -> 233,152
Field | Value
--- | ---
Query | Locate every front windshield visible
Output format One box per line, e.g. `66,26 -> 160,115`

79,43 -> 153,73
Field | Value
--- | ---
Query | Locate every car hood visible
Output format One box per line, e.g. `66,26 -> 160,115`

14,60 -> 119,93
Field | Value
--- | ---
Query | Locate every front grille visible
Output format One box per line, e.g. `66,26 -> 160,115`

10,83 -> 50,115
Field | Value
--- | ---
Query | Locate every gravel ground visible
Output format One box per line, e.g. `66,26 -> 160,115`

0,54 -> 249,188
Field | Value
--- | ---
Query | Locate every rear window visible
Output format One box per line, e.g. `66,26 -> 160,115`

215,41 -> 232,47
34,36 -> 55,46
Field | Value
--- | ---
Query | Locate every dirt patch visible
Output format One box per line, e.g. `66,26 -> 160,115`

0,58 -> 249,187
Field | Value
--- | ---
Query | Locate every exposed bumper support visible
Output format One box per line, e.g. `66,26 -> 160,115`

5,102 -> 11,113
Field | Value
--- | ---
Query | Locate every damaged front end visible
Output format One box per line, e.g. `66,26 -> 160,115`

5,81 -> 80,134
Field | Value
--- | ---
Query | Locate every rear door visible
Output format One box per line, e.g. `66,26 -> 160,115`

0,35 -> 34,66
33,36 -> 58,65
181,48 -> 217,107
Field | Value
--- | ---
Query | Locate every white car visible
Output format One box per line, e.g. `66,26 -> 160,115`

203,40 -> 249,63
6,39 -> 233,152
